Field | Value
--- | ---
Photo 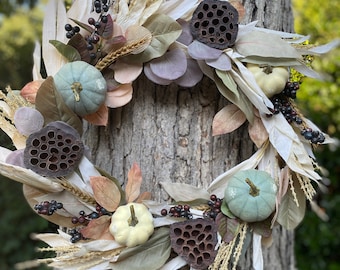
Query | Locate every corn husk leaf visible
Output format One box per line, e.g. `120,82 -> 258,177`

212,104 -> 246,136
23,185 -> 77,227
125,163 -> 142,203
35,76 -> 83,135
160,182 -> 210,202
248,115 -> 269,148
90,176 -> 121,212
113,227 -> 171,270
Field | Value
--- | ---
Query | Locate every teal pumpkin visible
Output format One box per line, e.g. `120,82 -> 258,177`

54,61 -> 107,116
224,169 -> 277,222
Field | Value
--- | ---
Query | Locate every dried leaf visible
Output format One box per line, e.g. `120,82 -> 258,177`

83,104 -> 109,126
70,18 -> 93,34
248,115 -> 269,148
125,163 -> 143,203
134,14 -> 182,63
136,191 -> 152,203
220,199 -> 236,219
113,60 -> 143,84
187,40 -> 222,60
144,63 -> 172,85
35,76 -> 83,135
235,30 -> 301,59
114,227 -> 171,270
97,14 -> 114,39
81,215 -> 114,240
160,182 -> 210,202
215,213 -> 240,243
174,58 -> 203,87
49,40 -> 81,62
67,33 -> 92,63
276,177 -> 306,230
91,176 -> 122,212
251,217 -> 272,237
20,79 -> 43,104
212,104 -> 246,136
206,53 -> 232,71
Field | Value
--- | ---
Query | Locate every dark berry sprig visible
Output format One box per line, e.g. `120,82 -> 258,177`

282,81 -> 300,99
64,23 -> 80,39
204,194 -> 222,220
301,128 -> 325,144
161,204 -> 193,219
34,200 -> 63,216
71,204 -> 111,225
68,228 -> 86,243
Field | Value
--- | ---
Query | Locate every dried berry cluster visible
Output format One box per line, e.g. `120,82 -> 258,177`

161,204 -> 193,219
204,194 -> 222,220
71,204 -> 110,225
268,81 -> 325,144
34,200 -> 63,216
68,228 -> 86,243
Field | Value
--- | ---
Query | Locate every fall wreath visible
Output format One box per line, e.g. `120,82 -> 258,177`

0,0 -> 339,269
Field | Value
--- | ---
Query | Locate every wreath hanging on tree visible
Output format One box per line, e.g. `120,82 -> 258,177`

0,0 -> 339,269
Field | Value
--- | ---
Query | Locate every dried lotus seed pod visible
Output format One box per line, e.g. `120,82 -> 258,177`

24,122 -> 84,177
14,107 -> 44,136
190,0 -> 239,49
170,219 -> 218,269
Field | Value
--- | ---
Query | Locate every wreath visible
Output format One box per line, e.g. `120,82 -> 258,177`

0,0 -> 339,269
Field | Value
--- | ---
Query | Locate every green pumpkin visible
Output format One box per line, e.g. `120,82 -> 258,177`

54,61 -> 107,116
224,169 -> 277,222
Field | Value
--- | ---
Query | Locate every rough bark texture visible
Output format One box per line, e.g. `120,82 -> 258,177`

83,0 -> 296,269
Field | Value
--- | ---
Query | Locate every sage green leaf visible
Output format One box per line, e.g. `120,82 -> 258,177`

49,40 -> 81,62
35,76 -> 83,135
241,56 -> 301,67
214,70 -> 254,123
235,31 -> 301,59
221,199 -> 236,219
276,176 -> 306,230
114,227 -> 171,270
131,14 -> 182,63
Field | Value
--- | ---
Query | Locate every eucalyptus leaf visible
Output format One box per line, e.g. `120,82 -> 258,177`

113,227 -> 171,270
276,175 -> 306,230
35,76 -> 83,135
160,182 -> 210,202
241,56 -> 301,66
132,14 -> 182,63
215,213 -> 239,243
67,33 -> 92,63
49,40 -> 81,62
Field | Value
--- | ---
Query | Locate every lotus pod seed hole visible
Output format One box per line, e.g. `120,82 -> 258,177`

245,178 -> 260,197
206,234 -> 213,241
198,234 -> 205,242
32,139 -> 40,147
31,158 -> 38,165
207,243 -> 213,250
183,232 -> 190,238
187,240 -> 195,246
72,145 -> 80,151
60,163 -> 68,169
199,242 -> 205,250
174,228 -> 182,236
39,153 -> 48,159
203,252 -> 210,259
192,230 -> 199,236
185,225 -> 193,230
71,82 -> 83,102
204,225 -> 212,232
61,155 -> 66,160
197,256 -> 203,265
193,247 -> 200,255
48,131 -> 55,138
40,163 -> 46,168
49,164 -> 58,171
176,238 -> 184,245
195,224 -> 203,229
30,149 -> 38,155
40,144 -> 47,150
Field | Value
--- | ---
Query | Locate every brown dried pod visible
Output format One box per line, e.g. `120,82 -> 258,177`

170,218 -> 218,269
24,121 -> 84,177
190,0 -> 239,49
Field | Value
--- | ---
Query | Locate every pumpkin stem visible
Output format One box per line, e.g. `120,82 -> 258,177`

245,178 -> 260,197
128,205 -> 139,227
71,82 -> 83,102
259,64 -> 273,74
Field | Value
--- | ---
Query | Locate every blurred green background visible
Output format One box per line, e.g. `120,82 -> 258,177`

0,0 -> 339,269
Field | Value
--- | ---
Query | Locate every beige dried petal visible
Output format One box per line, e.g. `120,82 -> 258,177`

81,215 -> 114,240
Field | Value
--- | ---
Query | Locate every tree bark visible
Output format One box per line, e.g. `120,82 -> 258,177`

83,0 -> 296,269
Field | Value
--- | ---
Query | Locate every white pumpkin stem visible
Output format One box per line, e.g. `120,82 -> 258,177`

70,82 -> 82,102
245,178 -> 260,197
259,64 -> 273,74
128,205 -> 139,227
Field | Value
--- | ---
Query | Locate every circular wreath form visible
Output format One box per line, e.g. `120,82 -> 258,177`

0,0 -> 339,269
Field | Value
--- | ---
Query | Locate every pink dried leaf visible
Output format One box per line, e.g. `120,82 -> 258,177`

212,104 -> 246,136
81,215 -> 114,240
20,80 -> 44,104
113,60 -> 143,84
125,163 -> 143,203
248,116 -> 269,148
174,58 -> 203,87
105,84 -> 133,108
83,104 -> 109,126
90,176 -> 121,212
187,40 -> 222,60
144,63 -> 172,85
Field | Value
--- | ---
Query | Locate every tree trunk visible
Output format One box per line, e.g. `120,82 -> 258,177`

83,0 -> 296,269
